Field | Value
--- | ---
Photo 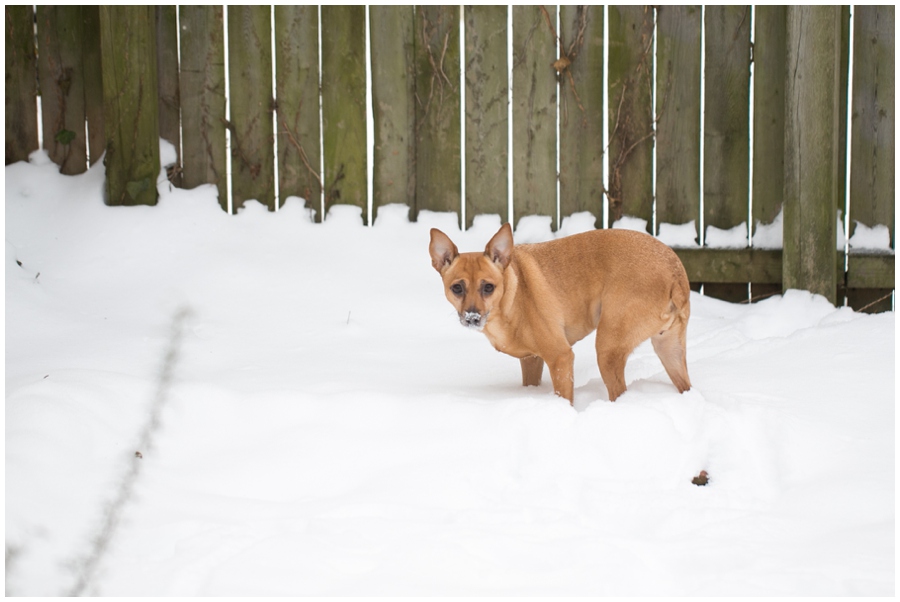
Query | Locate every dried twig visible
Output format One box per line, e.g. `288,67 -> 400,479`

855,290 -> 894,313
539,6 -> 589,124
417,14 -> 455,129
280,118 -> 324,195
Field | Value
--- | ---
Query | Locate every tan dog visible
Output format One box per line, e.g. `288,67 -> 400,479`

429,223 -> 692,404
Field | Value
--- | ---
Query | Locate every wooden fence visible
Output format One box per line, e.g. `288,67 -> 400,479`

4,6 -> 894,310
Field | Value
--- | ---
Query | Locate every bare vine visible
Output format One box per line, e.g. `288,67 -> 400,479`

280,117 -> 324,198
603,7 -> 669,221
415,11 -> 456,129
539,5 -> 589,125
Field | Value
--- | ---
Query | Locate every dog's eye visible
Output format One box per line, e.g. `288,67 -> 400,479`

482,282 -> 495,296
450,283 -> 465,296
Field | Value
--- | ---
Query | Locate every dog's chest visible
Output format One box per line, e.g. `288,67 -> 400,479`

482,318 -> 533,358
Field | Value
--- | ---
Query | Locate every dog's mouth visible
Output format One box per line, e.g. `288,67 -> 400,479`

459,310 -> 488,331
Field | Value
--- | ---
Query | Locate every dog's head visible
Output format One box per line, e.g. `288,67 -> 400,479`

428,223 -> 514,331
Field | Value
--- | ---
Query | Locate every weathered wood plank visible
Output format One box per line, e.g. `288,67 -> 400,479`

607,6 -> 654,228
749,6 -> 787,301
415,5 -> 462,221
675,249 -> 891,291
703,6 -> 751,302
751,6 -> 786,231
227,6 -> 275,212
848,6 -> 894,312
559,5 -> 604,225
704,6 -> 751,233
82,7 -> 104,166
321,5 -> 367,220
847,253 -> 895,290
371,6 -> 416,218
512,5 -> 557,229
849,6 -> 894,243
179,6 -> 227,208
464,5 -> 508,227
783,6 -> 842,304
674,248 -> 781,284
655,5 -> 700,238
837,7 -> 851,230
99,6 -> 159,206
36,6 -> 87,174
156,6 -> 180,184
274,5 -> 322,217
5,5 -> 39,164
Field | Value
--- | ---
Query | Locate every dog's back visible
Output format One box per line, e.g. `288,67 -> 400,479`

512,229 -> 691,345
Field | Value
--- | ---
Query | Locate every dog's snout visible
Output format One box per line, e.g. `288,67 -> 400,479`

460,309 -> 486,331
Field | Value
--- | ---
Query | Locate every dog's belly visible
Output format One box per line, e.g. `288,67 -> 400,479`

563,300 -> 603,345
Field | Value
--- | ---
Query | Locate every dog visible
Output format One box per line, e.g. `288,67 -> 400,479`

429,223 -> 692,404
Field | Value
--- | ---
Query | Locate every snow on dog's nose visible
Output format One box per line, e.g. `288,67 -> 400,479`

460,310 -> 486,331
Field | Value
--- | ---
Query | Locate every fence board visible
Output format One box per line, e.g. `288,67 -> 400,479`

559,5 -> 604,225
82,7 -> 104,166
179,6 -> 227,208
99,6 -> 159,206
837,6 -> 851,230
703,6 -> 751,232
703,6 -> 751,302
5,5 -> 39,164
749,6 -> 786,301
274,6 -> 322,217
849,6 -> 895,239
676,248 -> 781,285
371,6 -> 416,218
607,5 -> 654,229
415,5 -> 461,221
464,5 -> 508,227
36,6 -> 87,175
227,6 -> 274,212
512,5 -> 557,229
655,5 -> 700,237
848,5 -> 894,312
156,6 -> 180,184
321,5 -> 367,221
784,6 -> 841,305
751,6 -> 786,230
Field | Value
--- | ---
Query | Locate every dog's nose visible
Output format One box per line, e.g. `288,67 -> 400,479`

460,310 -> 484,330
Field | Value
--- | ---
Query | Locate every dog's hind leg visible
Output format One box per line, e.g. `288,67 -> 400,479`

595,344 -> 629,401
595,331 -> 638,402
650,318 -> 691,394
520,355 -> 544,387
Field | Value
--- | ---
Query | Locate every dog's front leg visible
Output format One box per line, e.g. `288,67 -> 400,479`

520,355 -> 544,387
546,349 -> 575,404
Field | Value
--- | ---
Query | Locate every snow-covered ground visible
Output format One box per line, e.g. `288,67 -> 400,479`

5,151 -> 895,596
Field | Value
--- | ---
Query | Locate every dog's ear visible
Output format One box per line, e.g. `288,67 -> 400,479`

485,223 -> 513,269
429,229 -> 459,273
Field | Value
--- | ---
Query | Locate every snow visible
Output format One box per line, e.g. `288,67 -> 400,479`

706,222 -> 749,249
657,220 -> 699,248
753,209 -> 784,249
850,221 -> 894,253
5,148 -> 895,596
611,215 -> 649,234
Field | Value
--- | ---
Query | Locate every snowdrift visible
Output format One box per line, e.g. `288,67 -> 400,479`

5,152 -> 894,595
